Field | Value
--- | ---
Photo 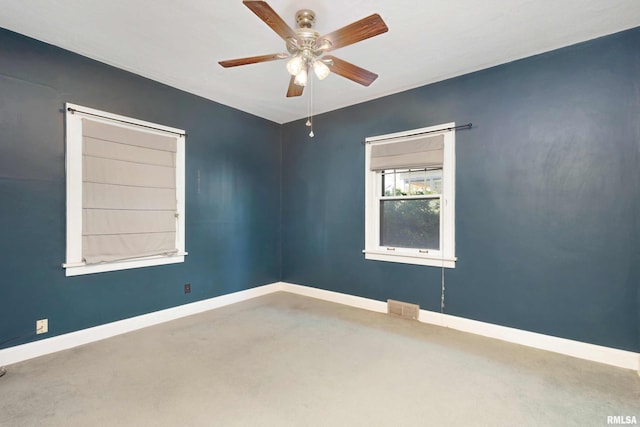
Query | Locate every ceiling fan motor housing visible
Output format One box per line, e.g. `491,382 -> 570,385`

290,9 -> 333,64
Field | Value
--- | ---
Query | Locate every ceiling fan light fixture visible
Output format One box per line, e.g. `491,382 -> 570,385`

313,60 -> 330,80
294,67 -> 307,86
286,55 -> 304,76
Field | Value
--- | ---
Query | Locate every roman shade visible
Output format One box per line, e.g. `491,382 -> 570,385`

81,119 -> 178,264
370,134 -> 444,170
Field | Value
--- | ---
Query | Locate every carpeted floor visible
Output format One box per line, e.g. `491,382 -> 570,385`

1,291 -> 639,426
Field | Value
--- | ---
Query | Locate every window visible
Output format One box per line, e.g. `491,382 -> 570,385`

364,123 -> 456,268
63,103 -> 187,276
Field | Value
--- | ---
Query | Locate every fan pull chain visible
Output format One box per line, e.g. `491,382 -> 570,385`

306,73 -> 314,137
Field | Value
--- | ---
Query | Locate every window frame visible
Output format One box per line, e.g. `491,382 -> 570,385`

63,103 -> 187,276
364,122 -> 456,268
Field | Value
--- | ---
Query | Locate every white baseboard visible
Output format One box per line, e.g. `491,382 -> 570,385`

2,281 -> 638,374
280,282 -> 388,313
280,282 -> 640,372
0,282 -> 281,366
418,309 -> 640,373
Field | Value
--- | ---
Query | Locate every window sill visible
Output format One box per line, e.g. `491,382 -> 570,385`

363,249 -> 456,268
63,252 -> 188,277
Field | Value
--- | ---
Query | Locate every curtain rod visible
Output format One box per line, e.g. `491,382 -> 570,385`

362,123 -> 472,144
66,107 -> 187,137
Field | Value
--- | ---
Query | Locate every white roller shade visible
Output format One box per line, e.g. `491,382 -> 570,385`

81,119 -> 178,264
370,134 -> 444,170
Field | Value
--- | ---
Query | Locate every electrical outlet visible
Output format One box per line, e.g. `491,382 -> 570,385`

184,283 -> 191,294
36,319 -> 48,334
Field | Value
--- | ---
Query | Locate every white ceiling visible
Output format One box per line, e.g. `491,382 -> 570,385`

0,1 -> 638,124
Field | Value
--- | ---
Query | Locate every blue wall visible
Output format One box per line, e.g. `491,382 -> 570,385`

281,28 -> 640,352
0,29 -> 281,349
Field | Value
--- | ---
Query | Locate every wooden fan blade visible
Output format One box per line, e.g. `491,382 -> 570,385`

317,14 -> 388,52
243,1 -> 298,41
219,53 -> 287,68
324,55 -> 378,86
286,76 -> 304,97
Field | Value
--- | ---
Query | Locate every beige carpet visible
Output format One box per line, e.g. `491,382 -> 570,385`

1,291 -> 639,426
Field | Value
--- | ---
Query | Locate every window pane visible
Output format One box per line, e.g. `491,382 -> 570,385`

382,169 -> 443,196
396,169 -> 411,195
408,170 -> 426,195
425,169 -> 443,194
382,170 -> 397,196
380,199 -> 440,250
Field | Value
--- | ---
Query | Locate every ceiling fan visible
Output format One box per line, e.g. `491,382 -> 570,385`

219,1 -> 389,98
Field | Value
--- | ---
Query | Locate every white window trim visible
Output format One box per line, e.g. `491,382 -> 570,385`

364,122 -> 456,268
63,103 -> 187,276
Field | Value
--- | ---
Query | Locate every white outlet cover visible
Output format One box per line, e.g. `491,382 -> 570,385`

36,319 -> 48,334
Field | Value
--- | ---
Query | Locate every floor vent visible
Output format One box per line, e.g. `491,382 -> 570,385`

387,299 -> 419,320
